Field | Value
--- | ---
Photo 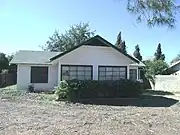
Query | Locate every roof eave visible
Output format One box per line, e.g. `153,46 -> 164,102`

9,62 -> 52,65
129,64 -> 146,67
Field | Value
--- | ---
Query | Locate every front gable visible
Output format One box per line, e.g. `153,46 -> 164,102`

55,45 -> 135,66
50,35 -> 139,64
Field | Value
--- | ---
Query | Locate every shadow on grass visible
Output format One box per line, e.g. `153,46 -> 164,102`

78,95 -> 178,107
144,89 -> 174,95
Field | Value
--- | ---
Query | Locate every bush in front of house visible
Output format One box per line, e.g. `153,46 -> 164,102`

54,80 -> 70,101
55,79 -> 143,101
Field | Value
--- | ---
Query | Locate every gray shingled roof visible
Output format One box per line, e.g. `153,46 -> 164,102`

10,50 -> 61,64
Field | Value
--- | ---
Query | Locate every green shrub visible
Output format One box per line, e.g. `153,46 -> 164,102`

54,80 -> 69,101
55,79 -> 143,101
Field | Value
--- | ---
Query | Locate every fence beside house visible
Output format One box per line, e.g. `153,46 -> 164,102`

0,73 -> 17,88
154,75 -> 180,92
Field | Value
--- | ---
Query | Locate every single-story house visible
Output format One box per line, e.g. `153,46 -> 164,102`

10,35 -> 145,91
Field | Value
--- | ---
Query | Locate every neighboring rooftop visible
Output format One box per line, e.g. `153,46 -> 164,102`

10,50 -> 61,64
169,60 -> 180,68
129,54 -> 146,67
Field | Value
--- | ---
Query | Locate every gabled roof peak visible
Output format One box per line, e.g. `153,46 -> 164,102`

50,35 -> 139,63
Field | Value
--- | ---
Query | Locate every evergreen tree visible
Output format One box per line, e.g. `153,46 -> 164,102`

133,44 -> 142,61
119,41 -> 127,54
154,43 -> 165,61
115,32 -> 123,47
115,32 -> 127,54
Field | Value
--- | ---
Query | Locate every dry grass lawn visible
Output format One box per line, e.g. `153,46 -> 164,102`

0,86 -> 180,135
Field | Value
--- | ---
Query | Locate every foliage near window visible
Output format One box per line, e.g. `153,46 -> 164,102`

55,79 -> 142,101
144,59 -> 168,85
31,67 -> 48,83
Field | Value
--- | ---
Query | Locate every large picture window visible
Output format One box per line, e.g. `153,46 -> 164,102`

129,69 -> 137,81
61,65 -> 93,80
98,66 -> 127,80
31,66 -> 48,83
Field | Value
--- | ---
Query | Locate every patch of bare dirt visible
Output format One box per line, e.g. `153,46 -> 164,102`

0,98 -> 180,135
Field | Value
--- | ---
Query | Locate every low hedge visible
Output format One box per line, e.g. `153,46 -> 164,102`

55,79 -> 143,101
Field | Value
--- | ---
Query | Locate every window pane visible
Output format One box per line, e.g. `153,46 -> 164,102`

120,72 -> 126,77
86,67 -> 92,71
98,66 -> 127,81
85,71 -> 91,76
106,67 -> 112,72
62,70 -> 69,76
62,75 -> 69,80
61,65 -> 92,80
113,67 -> 119,72
70,71 -> 76,76
69,76 -> 77,80
130,69 -> 137,81
120,76 -> 126,79
106,72 -> 113,76
70,66 -> 76,70
99,67 -> 105,71
99,76 -> 105,80
77,71 -> 85,75
99,71 -> 105,76
113,72 -> 119,76
77,66 -> 84,71
31,67 -> 48,83
120,68 -> 126,72
106,76 -> 112,80
62,66 -> 69,71
139,69 -> 144,79
85,76 -> 91,80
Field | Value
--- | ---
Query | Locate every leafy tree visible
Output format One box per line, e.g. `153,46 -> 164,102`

7,54 -> 16,73
126,0 -> 180,28
7,54 -> 14,62
133,44 -> 142,61
42,23 -> 95,52
144,59 -> 168,86
170,52 -> 180,64
154,43 -> 165,60
0,53 -> 9,73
